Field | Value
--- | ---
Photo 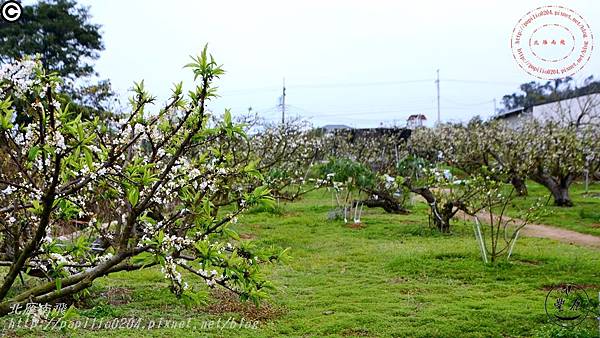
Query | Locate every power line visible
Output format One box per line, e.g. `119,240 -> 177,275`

285,105 -> 313,114
223,76 -> 518,124
290,79 -> 434,89
221,86 -> 280,95
221,78 -> 520,96
220,78 -> 435,95
300,107 -> 437,118
443,79 -> 522,86
305,98 -> 436,109
441,97 -> 494,107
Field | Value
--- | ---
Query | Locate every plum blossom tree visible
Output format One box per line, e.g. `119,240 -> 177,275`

395,155 -> 486,233
518,119 -> 599,206
251,118 -> 324,201
203,116 -> 326,209
412,117 -> 599,207
499,93 -> 600,206
320,128 -> 411,215
0,47 -> 287,316
407,121 -> 530,196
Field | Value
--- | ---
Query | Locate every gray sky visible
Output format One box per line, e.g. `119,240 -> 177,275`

77,0 -> 600,127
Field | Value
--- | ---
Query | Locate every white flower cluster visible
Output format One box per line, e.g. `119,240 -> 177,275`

195,267 -> 221,287
159,233 -> 194,252
49,252 -> 72,265
53,132 -> 66,152
47,252 -> 81,274
383,174 -> 397,189
1,185 -> 16,196
161,256 -> 188,293
95,252 -> 113,264
0,59 -> 36,92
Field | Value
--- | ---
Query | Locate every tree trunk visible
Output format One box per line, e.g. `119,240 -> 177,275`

358,198 -> 407,214
510,176 -> 528,196
437,202 -> 454,233
533,175 -> 573,207
0,250 -> 150,317
431,214 -> 451,233
402,182 -> 452,233
549,185 -> 573,206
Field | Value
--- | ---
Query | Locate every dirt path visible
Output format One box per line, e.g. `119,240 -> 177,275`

457,210 -> 600,249
522,223 -> 600,248
414,191 -> 600,249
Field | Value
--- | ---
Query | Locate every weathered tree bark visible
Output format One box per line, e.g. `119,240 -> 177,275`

357,198 -> 407,214
0,249 -> 152,316
437,201 -> 456,233
548,185 -> 573,207
532,174 -> 573,207
510,176 -> 528,197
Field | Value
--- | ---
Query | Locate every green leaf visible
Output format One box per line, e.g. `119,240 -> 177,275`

84,147 -> 93,170
156,230 -> 165,244
224,228 -> 240,241
0,114 -> 12,130
127,186 -> 140,207
55,278 -> 62,291
224,109 -> 232,126
0,98 -> 14,130
28,146 -> 40,162
131,252 -> 157,269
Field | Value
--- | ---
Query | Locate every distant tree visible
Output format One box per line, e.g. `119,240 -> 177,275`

501,81 -> 552,110
0,1 -> 114,118
501,76 -> 600,111
70,79 -> 117,117
0,0 -> 103,79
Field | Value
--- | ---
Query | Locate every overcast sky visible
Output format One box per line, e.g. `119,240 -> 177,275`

74,0 -> 600,127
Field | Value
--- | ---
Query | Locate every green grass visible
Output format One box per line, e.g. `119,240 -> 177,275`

1,189 -> 600,337
507,181 -> 600,236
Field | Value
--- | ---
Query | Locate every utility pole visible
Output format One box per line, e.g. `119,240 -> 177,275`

435,69 -> 440,125
281,77 -> 286,124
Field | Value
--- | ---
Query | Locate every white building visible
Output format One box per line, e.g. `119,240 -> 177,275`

493,93 -> 600,127
406,114 -> 427,129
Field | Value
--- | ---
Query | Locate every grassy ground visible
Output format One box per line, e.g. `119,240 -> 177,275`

507,181 -> 600,237
1,190 -> 600,337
